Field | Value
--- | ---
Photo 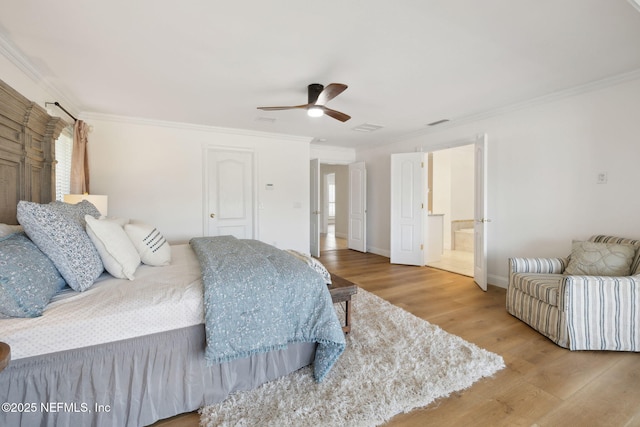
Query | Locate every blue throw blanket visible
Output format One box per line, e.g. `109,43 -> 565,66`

190,235 -> 345,382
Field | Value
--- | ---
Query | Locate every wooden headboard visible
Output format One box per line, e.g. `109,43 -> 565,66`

0,79 -> 67,224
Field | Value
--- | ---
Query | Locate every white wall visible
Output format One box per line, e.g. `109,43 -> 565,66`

357,76 -> 640,287
310,144 -> 356,164
84,114 -> 313,252
449,144 -> 475,222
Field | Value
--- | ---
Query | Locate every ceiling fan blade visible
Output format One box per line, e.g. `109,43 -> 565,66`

257,104 -> 310,111
321,106 -> 351,122
315,83 -> 348,106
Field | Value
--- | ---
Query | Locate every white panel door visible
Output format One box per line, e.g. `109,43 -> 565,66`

310,158 -> 320,257
348,161 -> 367,252
474,134 -> 489,291
390,152 -> 427,265
206,149 -> 254,238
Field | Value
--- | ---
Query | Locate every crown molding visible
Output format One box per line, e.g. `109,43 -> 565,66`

0,32 -> 81,116
628,0 -> 640,13
398,67 -> 640,141
80,112 -> 313,143
0,32 -> 42,83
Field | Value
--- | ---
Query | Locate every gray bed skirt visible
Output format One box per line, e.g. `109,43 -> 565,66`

0,325 -> 316,427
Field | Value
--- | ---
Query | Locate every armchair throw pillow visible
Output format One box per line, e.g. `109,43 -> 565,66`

565,241 -> 636,276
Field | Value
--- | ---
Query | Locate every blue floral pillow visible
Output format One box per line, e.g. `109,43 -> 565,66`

17,201 -> 104,291
0,232 -> 66,317
48,200 -> 101,228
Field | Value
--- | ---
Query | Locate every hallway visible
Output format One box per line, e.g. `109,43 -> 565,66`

320,225 -> 348,251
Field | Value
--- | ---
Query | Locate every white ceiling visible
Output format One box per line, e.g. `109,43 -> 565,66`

2,1 -> 640,148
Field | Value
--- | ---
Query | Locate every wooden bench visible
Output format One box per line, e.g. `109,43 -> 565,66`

328,273 -> 358,334
0,342 -> 10,372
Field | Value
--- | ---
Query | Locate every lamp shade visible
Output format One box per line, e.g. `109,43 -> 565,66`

64,194 -> 108,216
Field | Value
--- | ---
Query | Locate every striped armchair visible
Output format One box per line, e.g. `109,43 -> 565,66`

506,235 -> 640,352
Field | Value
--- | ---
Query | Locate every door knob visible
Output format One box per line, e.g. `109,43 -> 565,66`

210,213 -> 215,218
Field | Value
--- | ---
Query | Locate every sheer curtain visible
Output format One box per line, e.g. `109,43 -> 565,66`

70,120 -> 90,194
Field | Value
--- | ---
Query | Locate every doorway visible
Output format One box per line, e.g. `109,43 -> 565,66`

319,164 -> 348,251
425,144 -> 475,277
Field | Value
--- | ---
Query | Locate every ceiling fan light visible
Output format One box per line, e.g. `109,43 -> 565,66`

307,107 -> 324,118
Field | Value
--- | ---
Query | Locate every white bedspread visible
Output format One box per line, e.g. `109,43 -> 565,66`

1,244 -> 204,360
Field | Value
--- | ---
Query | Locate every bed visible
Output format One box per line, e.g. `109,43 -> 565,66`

0,78 -> 345,426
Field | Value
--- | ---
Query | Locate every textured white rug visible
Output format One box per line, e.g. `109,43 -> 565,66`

200,289 -> 505,426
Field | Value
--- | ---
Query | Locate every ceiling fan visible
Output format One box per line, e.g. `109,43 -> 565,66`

257,83 -> 351,122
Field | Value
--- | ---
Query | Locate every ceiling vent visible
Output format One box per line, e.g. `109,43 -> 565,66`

427,119 -> 450,126
255,116 -> 276,123
351,123 -> 384,132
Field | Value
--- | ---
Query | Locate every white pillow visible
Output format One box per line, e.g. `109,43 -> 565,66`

124,221 -> 171,266
85,215 -> 141,280
285,249 -> 332,284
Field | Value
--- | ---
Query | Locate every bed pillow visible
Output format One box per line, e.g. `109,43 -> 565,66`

17,201 -> 104,291
49,200 -> 101,228
285,249 -> 332,284
565,241 -> 636,276
0,223 -> 23,237
124,221 -> 171,266
0,232 -> 66,317
85,215 -> 141,280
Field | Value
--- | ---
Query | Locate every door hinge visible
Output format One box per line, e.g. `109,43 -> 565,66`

421,162 -> 424,168
420,244 -> 424,250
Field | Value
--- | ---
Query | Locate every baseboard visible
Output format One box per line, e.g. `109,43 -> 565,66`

367,246 -> 391,258
488,274 -> 508,289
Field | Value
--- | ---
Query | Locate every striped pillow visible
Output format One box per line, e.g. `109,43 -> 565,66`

124,221 -> 171,266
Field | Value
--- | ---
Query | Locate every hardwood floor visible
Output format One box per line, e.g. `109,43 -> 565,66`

153,248 -> 640,426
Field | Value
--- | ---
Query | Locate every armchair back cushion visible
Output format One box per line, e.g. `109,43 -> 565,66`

588,235 -> 640,275
565,241 -> 636,276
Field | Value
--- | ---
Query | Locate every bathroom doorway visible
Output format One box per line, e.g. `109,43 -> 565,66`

426,144 -> 475,277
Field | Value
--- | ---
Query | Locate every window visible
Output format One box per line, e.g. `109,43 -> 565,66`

55,127 -> 73,201
328,179 -> 336,218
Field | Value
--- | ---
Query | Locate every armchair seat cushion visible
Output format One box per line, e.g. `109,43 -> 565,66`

510,273 -> 563,307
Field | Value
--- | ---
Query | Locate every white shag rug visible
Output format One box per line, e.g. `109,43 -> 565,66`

200,289 -> 505,426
